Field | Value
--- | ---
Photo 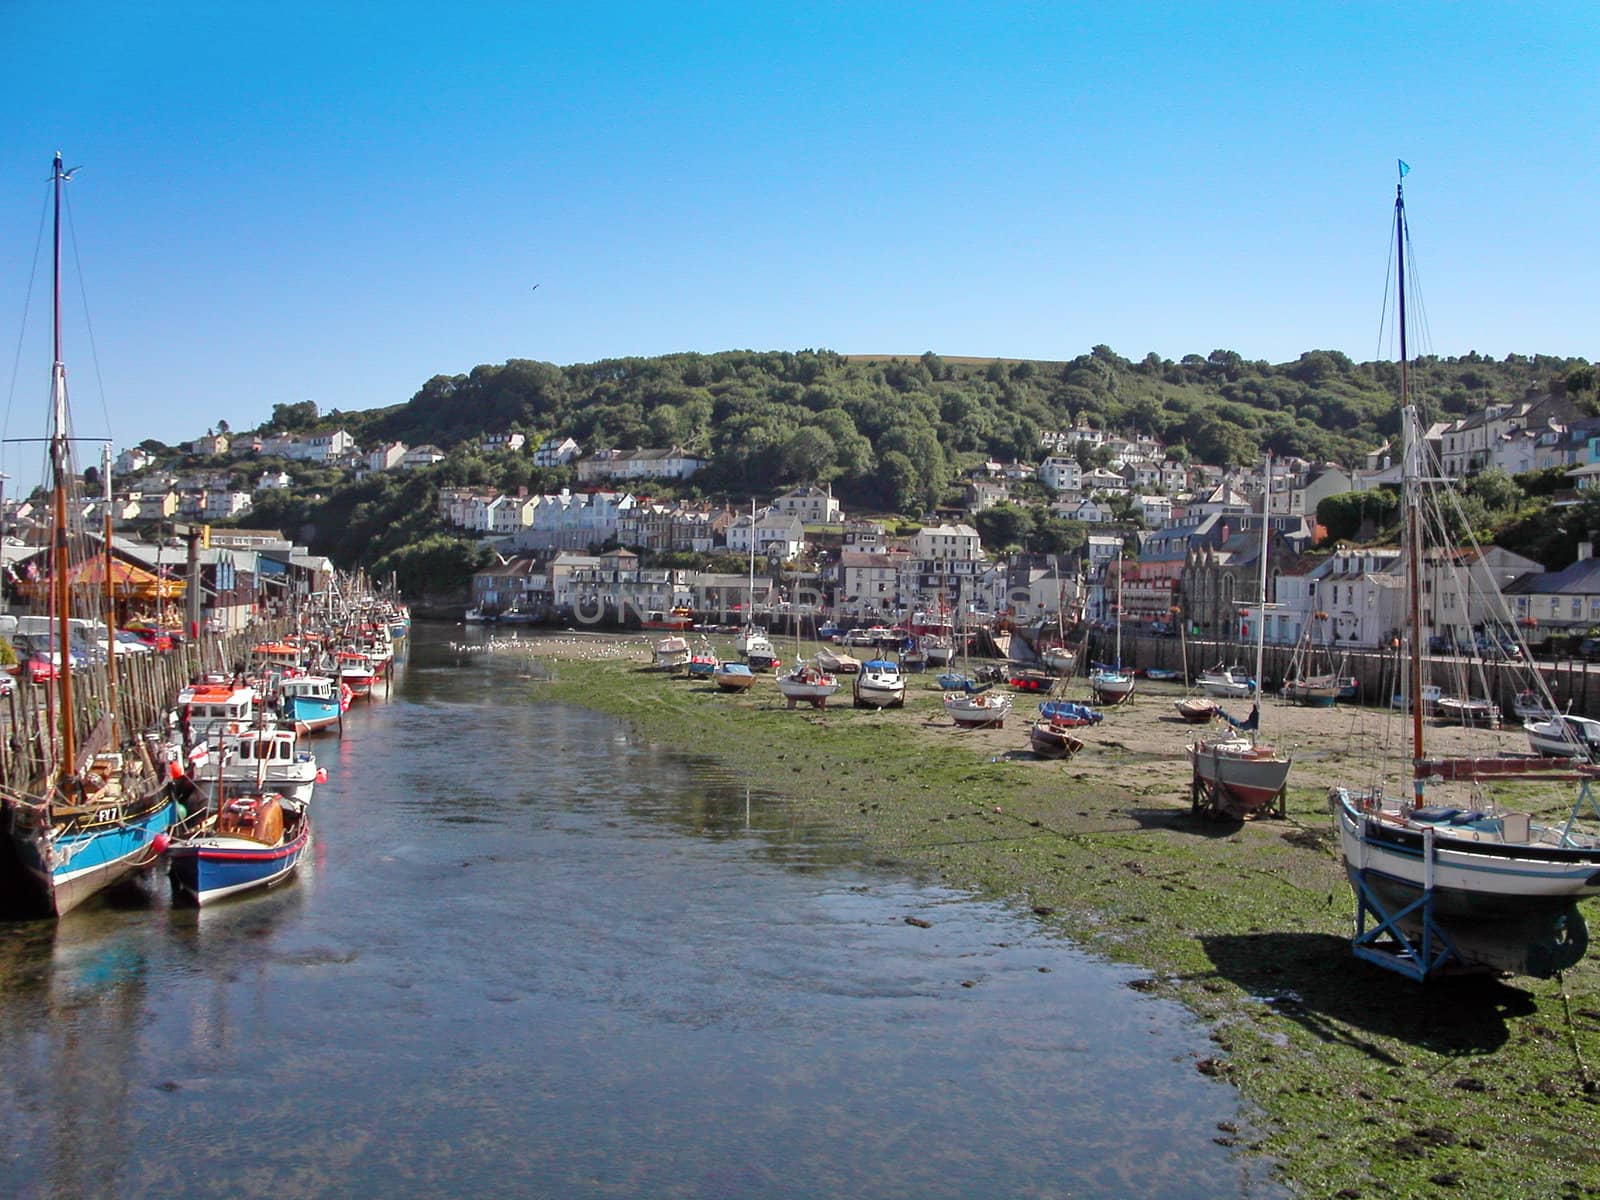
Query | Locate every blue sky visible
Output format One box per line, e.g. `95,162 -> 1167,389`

1,2 -> 1596,489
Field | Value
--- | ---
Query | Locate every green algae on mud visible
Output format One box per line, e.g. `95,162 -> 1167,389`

531,641 -> 1600,1199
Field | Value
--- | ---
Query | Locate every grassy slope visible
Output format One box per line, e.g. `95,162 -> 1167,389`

535,643 -> 1600,1200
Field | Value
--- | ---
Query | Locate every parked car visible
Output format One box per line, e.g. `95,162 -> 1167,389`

1581,637 -> 1600,662
113,630 -> 153,656
1427,634 -> 1459,655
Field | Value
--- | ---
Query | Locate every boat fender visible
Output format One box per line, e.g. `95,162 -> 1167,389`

315,768 -> 328,784
152,833 -> 170,854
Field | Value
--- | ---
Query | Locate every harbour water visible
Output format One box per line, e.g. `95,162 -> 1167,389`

0,627 -> 1282,1198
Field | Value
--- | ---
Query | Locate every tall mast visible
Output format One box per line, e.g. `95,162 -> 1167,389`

1252,453 -> 1272,734
102,444 -> 119,753
49,153 -> 77,783
1397,163 -> 1425,786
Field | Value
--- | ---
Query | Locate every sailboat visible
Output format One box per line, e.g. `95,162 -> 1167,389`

1329,163 -> 1600,980
1088,555 -> 1135,705
1039,559 -> 1077,675
0,154 -> 179,918
1280,612 -> 1343,707
1172,609 -> 1219,724
734,500 -> 778,670
1187,456 -> 1292,820
775,603 -> 840,709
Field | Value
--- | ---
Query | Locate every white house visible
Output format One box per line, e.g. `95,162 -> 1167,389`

535,436 -> 581,467
910,523 -> 982,562
403,444 -> 447,469
367,441 -> 408,472
481,431 -> 526,454
255,469 -> 292,491
577,446 -> 706,483
115,447 -> 153,475
1038,456 -> 1083,494
188,431 -> 231,457
202,490 -> 253,520
772,485 -> 841,524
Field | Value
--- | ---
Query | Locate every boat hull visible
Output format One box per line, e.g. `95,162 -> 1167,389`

0,790 -> 177,918
1189,739 -> 1291,816
1029,721 -> 1084,759
1332,791 -> 1597,976
167,807 -> 311,907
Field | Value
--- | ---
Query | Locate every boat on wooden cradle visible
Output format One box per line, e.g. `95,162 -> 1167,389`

944,690 -> 1012,729
165,791 -> 311,907
852,660 -> 906,709
0,155 -> 180,918
277,674 -> 344,735
712,661 -> 757,692
1189,457 -> 1290,821
654,635 -> 690,671
775,661 -> 840,709
1329,164 -> 1600,981
1433,693 -> 1501,728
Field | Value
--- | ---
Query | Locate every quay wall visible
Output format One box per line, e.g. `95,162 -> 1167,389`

0,620 -> 295,796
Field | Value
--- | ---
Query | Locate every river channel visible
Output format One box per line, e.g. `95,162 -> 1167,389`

0,626 -> 1283,1199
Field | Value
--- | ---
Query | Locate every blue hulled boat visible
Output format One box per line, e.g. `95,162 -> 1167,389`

166,794 -> 311,907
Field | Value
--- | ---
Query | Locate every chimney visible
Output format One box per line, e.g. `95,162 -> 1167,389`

1580,541 -> 1593,562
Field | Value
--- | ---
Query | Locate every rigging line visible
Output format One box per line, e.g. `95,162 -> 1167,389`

2,177 -> 54,489
62,186 -> 116,447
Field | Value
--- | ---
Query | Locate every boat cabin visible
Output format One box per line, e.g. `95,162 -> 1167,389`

223,729 -> 306,768
280,675 -> 336,703
250,641 -> 303,671
217,793 -> 285,845
178,684 -> 256,735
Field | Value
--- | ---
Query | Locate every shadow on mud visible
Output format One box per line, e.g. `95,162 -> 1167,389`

1197,931 -> 1535,1061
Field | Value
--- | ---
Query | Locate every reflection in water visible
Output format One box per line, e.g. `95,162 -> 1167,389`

0,628 -> 1281,1199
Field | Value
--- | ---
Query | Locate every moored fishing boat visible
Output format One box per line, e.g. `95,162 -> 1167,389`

166,792 -> 311,907
278,674 -> 344,735
191,728 -> 323,805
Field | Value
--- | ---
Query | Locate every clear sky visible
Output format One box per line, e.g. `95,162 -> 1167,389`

1,1 -> 1596,490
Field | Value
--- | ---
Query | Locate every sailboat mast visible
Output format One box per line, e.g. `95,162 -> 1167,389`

1253,453 -> 1271,711
102,444 -> 119,752
49,153 -> 77,783
1397,165 -> 1426,777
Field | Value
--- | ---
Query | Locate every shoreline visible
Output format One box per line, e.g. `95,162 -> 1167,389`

500,629 -> 1600,1199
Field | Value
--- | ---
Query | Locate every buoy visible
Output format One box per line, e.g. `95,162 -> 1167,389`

315,768 -> 328,784
152,833 -> 170,854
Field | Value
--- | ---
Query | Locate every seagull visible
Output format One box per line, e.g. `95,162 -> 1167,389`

531,283 -> 540,292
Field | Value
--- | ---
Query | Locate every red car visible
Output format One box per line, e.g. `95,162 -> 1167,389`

130,626 -> 177,652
